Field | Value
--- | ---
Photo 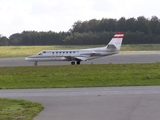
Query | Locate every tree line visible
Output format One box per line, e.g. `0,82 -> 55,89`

1,16 -> 160,46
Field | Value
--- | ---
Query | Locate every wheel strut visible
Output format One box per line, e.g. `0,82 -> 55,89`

34,61 -> 38,66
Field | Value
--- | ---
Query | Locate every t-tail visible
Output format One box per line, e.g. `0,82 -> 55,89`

106,32 -> 124,51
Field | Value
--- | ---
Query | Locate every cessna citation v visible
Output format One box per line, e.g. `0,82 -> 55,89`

25,32 -> 124,66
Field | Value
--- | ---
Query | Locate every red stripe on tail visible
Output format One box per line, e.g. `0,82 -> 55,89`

113,32 -> 124,38
113,36 -> 123,38
113,35 -> 124,38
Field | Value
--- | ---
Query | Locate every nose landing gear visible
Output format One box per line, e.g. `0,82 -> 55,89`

34,61 -> 38,66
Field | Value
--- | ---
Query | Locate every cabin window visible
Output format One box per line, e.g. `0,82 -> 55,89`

70,52 -> 72,53
56,52 -> 58,54
52,52 -> 54,54
63,52 -> 65,54
73,51 -> 75,53
59,52 -> 61,54
66,52 -> 68,54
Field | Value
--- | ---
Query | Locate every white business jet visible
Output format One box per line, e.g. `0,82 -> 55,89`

25,32 -> 124,66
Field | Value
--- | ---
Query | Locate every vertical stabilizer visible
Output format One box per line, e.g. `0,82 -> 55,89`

107,32 -> 124,51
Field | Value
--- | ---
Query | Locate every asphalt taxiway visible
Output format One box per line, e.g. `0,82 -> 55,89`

1,87 -> 160,120
0,52 -> 160,120
0,51 -> 160,66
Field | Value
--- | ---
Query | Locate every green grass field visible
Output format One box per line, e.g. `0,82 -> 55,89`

1,62 -> 160,120
0,44 -> 160,58
0,98 -> 43,120
0,64 -> 160,89
0,45 -> 103,58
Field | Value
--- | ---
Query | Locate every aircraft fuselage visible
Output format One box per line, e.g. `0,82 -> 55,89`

25,32 -> 124,66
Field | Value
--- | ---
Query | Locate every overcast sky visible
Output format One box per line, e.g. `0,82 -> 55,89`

0,0 -> 159,37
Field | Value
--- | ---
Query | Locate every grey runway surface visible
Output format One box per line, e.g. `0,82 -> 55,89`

1,87 -> 160,120
1,52 -> 160,120
0,51 -> 160,66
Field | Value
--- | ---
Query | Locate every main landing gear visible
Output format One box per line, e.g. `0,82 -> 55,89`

34,61 -> 38,66
71,61 -> 81,65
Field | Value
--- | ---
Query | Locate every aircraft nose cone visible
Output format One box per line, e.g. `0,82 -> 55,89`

25,57 -> 29,61
25,57 -> 27,60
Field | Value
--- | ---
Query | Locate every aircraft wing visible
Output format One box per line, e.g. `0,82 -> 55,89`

80,51 -> 101,56
64,56 -> 88,61
64,50 -> 102,61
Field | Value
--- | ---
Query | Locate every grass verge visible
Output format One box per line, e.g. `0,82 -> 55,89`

0,98 -> 43,120
0,63 -> 159,119
0,63 -> 160,89
0,44 -> 160,58
0,45 -> 103,58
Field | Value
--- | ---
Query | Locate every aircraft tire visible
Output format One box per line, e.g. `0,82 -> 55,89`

77,61 -> 80,65
34,61 -> 38,66
71,61 -> 75,65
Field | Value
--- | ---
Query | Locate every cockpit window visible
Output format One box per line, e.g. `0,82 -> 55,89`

38,53 -> 42,55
